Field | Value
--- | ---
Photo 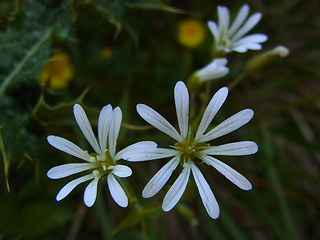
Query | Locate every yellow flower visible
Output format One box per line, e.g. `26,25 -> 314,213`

177,18 -> 206,48
38,51 -> 74,90
100,46 -> 113,60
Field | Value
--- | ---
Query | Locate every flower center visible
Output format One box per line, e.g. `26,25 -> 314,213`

220,32 -> 232,49
174,132 -> 209,165
90,150 -> 115,175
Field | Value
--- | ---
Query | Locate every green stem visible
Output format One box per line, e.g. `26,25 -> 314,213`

121,122 -> 153,131
189,91 -> 196,120
227,72 -> 247,91
94,191 -> 112,239
0,126 -> 10,192
141,216 -> 147,240
191,81 -> 211,130
0,28 -> 52,95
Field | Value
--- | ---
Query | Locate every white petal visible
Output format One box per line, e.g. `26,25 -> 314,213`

47,135 -> 91,161
200,155 -> 252,190
108,107 -> 122,157
115,141 -> 158,160
195,87 -> 228,140
215,58 -> 228,66
162,162 -> 191,212
196,59 -> 229,82
217,6 -> 230,34
142,156 -> 180,198
229,4 -> 250,36
56,174 -> 94,201
212,67 -> 229,79
47,163 -> 94,179
191,163 -> 219,219
200,109 -> 254,142
84,176 -> 101,207
232,45 -> 248,53
113,165 -> 132,177
125,148 -> 178,162
235,33 -> 268,46
207,21 -> 220,40
137,104 -> 182,141
107,173 -> 128,207
98,104 -> 113,153
174,81 -> 189,138
232,12 -> 262,41
234,43 -> 262,52
73,104 -> 101,154
201,141 -> 258,156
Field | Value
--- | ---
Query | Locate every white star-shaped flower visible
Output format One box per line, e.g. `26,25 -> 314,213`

125,81 -> 258,219
208,4 -> 268,53
47,104 -> 155,207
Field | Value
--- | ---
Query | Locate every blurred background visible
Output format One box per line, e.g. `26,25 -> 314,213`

0,0 -> 319,239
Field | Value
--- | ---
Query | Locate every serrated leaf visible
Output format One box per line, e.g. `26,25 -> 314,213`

0,1 -> 53,96
0,28 -> 52,95
0,1 -> 77,95
0,97 -> 42,191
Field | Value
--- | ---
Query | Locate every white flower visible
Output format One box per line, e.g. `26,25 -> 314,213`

47,104 -> 156,207
196,58 -> 229,82
208,4 -> 268,53
128,81 -> 258,219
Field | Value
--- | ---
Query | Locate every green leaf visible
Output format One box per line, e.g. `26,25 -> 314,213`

0,0 -> 19,21
126,0 -> 185,13
0,0 -> 78,95
113,203 -> 162,235
0,1 -> 53,96
0,200 -> 73,238
91,0 -> 127,30
53,2 -> 77,40
84,0 -> 183,35
113,207 -> 143,235
0,28 -> 52,95
0,97 -> 42,191
259,124 -> 299,240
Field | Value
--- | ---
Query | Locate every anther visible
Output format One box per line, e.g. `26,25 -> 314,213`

107,165 -> 115,170
101,163 -> 107,171
92,170 -> 100,178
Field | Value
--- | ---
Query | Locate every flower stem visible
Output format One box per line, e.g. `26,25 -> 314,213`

191,81 -> 211,130
121,122 -> 153,131
227,72 -> 247,90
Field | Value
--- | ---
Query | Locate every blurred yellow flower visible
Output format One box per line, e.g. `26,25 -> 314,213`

100,46 -> 113,60
38,51 -> 74,90
177,18 -> 206,48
